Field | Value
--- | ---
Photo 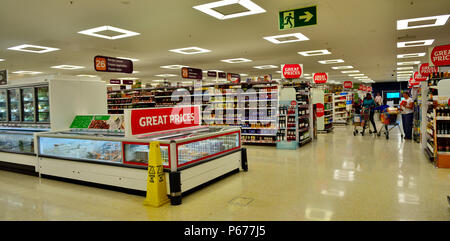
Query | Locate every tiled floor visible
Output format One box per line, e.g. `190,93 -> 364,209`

0,125 -> 449,220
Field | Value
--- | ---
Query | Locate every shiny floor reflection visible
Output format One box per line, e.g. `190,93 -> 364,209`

0,125 -> 449,220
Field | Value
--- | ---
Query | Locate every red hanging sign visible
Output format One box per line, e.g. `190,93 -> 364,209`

431,44 -> 450,67
413,71 -> 427,82
281,64 -> 303,79
316,103 -> 324,117
343,81 -> 353,89
419,63 -> 438,76
128,106 -> 201,136
409,77 -> 419,86
313,73 -> 328,84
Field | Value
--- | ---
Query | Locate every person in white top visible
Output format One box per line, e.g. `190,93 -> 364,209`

375,93 -> 383,106
399,92 -> 414,140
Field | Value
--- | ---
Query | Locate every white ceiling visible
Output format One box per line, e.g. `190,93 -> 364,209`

0,0 -> 449,83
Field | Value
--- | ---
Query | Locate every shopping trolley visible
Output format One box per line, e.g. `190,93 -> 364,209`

353,107 -> 374,136
377,109 -> 403,139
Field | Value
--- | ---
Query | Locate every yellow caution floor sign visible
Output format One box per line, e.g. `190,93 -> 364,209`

143,141 -> 169,207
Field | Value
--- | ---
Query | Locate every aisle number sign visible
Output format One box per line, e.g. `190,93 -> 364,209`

279,6 -> 317,30
94,55 -> 133,73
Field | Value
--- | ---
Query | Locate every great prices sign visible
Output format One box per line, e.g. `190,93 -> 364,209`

313,73 -> 328,84
413,71 -> 427,82
125,106 -> 201,136
430,44 -> 450,66
281,64 -> 303,79
409,77 -> 419,87
316,103 -> 324,117
419,63 -> 438,76
343,81 -> 352,89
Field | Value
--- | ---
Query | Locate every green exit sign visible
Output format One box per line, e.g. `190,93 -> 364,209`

279,6 -> 317,30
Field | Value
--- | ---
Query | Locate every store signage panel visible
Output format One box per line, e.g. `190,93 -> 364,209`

227,73 -> 241,83
129,106 -> 201,135
343,81 -> 352,89
313,73 -> 328,84
281,64 -> 303,79
279,6 -> 317,30
413,71 -> 427,82
110,79 -> 121,84
419,63 -> 438,76
430,44 -> 450,66
94,55 -> 133,74
409,77 -> 419,86
122,79 -> 134,85
207,71 -> 217,78
316,103 -> 324,117
218,72 -> 226,79
70,115 -> 125,131
0,70 -> 7,85
181,67 -> 203,79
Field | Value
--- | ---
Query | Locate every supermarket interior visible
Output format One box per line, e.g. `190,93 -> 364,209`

0,0 -> 449,222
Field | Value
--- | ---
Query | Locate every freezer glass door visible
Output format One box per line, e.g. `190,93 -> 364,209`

22,87 -> 35,122
0,89 -> 7,122
8,89 -> 21,122
37,86 -> 50,122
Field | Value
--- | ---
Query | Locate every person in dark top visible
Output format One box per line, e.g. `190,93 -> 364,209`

362,93 -> 376,131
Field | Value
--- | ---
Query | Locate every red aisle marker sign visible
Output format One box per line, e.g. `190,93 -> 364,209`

316,103 -> 324,117
409,77 -> 419,86
431,44 -> 450,66
414,71 -> 427,82
343,81 -> 352,89
129,106 -> 201,136
281,64 -> 303,79
313,73 -> 328,84
419,63 -> 438,76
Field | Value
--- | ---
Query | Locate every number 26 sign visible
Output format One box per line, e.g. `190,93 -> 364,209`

94,55 -> 133,74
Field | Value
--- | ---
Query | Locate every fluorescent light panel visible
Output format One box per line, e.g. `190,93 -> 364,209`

332,66 -> 353,70
78,25 -> 140,40
169,47 -> 211,55
397,71 -> 414,74
397,39 -> 434,48
254,65 -> 278,69
341,70 -> 360,73
193,0 -> 266,20
117,57 -> 140,62
298,49 -> 331,56
397,67 -> 414,70
160,65 -> 188,69
319,59 -> 344,64
349,74 -> 364,76
263,33 -> 309,44
397,53 -> 426,58
77,75 -> 97,77
397,61 -> 420,65
155,74 -> 177,77
0,59 -> 4,61
119,77 -> 139,80
51,65 -> 84,70
397,15 -> 450,30
8,44 -> 59,53
12,71 -> 42,74
221,58 -> 252,63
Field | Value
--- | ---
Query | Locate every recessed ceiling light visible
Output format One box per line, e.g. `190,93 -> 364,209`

169,47 -> 211,55
51,65 -> 85,70
397,71 -> 414,74
397,53 -> 426,58
397,39 -> 434,48
155,74 -> 177,77
12,71 -> 42,75
117,57 -> 140,62
152,79 -> 165,82
319,59 -> 344,64
254,65 -> 278,69
349,74 -> 364,76
221,58 -> 252,63
240,73 -> 248,76
397,67 -> 414,70
132,71 -> 139,74
303,73 -> 311,76
263,33 -> 309,44
0,59 -> 4,62
304,77 -> 312,79
160,65 -> 188,69
332,66 -> 353,70
193,0 -> 266,20
397,61 -> 420,65
78,25 -> 140,40
275,71 -> 282,73
298,49 -> 331,56
8,44 -> 60,53
397,74 -> 412,77
354,76 -> 369,79
77,75 -> 97,78
206,70 -> 224,72
397,15 -> 450,30
341,70 -> 360,73
119,77 -> 139,80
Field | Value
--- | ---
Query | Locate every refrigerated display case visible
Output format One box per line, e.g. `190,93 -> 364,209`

37,86 -> 50,123
36,126 -> 246,205
8,88 -> 21,122
22,87 -> 36,122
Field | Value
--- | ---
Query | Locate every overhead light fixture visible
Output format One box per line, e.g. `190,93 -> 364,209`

169,47 -> 211,55
354,76 -> 369,79
240,73 -> 248,76
8,44 -> 60,54
397,53 -> 426,58
397,14 -> 450,30
132,71 -> 139,74
319,59 -> 344,64
221,58 -> 252,63
77,75 -> 97,78
263,33 -> 309,44
332,66 -> 353,70
152,79 -> 165,82
193,0 -> 266,20
253,65 -> 278,69
117,57 -> 140,62
155,74 -> 177,77
349,74 -> 364,76
206,70 -> 223,72
0,59 -> 4,61
160,65 -> 188,69
298,49 -> 331,56
12,71 -> 42,75
304,77 -> 312,79
341,70 -> 360,73
78,25 -> 140,40
51,65 -> 85,70
303,73 -> 311,77
397,39 -> 434,48
397,71 -> 414,74
397,67 -> 414,70
118,77 -> 139,80
181,81 -> 193,84
397,61 -> 420,65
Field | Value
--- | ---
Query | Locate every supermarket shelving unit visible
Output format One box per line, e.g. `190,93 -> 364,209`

333,93 -> 348,125
312,87 -> 333,133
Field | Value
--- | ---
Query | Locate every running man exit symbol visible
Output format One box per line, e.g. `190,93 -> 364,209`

279,6 -> 317,30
